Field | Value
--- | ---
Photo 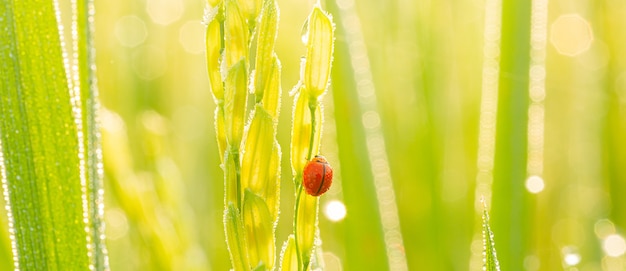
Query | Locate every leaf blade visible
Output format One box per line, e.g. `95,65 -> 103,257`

0,0 -> 91,269
482,208 -> 501,271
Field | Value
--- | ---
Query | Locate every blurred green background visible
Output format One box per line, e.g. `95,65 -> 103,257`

2,0 -> 626,270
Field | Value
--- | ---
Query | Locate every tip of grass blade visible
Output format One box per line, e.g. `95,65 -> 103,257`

482,199 -> 501,271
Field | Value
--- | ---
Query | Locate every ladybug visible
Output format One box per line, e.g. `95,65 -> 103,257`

303,155 -> 333,196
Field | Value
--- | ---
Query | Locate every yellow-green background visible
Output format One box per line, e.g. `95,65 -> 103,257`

2,0 -> 626,270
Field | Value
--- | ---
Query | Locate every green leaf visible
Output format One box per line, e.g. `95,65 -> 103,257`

0,0 -> 92,269
482,208 -> 501,271
76,0 -> 109,269
321,1 -> 390,269
492,0 -> 531,268
242,189 -> 275,270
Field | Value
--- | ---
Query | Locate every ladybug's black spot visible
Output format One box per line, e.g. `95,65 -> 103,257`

315,163 -> 326,195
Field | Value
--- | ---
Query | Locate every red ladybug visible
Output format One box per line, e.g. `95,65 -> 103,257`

303,155 -> 333,196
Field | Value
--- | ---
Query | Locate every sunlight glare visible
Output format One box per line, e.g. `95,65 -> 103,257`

324,200 -> 347,222
603,234 -> 626,257
525,175 -> 545,194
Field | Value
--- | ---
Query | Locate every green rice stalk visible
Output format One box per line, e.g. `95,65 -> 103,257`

207,0 -> 282,269
286,4 -> 334,271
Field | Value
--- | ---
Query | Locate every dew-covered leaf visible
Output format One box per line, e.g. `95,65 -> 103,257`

0,0 -> 98,269
483,207 -> 501,271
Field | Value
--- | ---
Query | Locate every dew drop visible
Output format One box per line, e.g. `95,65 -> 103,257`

301,18 -> 310,44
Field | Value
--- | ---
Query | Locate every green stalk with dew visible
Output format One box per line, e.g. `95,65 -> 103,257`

0,0 -> 109,269
205,0 -> 281,269
280,4 -> 335,271
482,200 -> 501,271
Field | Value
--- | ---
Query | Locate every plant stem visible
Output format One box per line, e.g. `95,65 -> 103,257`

293,183 -> 304,270
294,98 -> 319,271
234,151 -> 242,211
307,100 -> 319,161
492,0 -> 531,268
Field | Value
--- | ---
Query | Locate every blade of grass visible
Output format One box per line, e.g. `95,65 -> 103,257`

74,0 -> 109,269
323,1 -> 393,270
601,0 -> 626,232
492,0 -> 532,269
471,0 -> 502,269
0,0 -> 92,269
482,203 -> 501,271
287,5 -> 334,271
